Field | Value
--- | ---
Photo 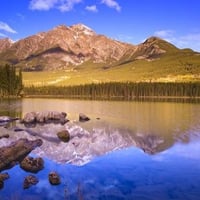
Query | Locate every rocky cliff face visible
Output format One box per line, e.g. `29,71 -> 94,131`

0,24 -> 168,71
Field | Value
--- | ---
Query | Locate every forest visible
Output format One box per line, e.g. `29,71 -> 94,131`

24,82 -> 200,100
0,64 -> 23,97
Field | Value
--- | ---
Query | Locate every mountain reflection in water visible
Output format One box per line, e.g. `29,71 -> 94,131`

1,119 -> 199,166
0,98 -> 200,200
0,122 -> 163,165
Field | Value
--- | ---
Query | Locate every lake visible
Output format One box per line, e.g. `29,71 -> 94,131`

0,98 -> 200,200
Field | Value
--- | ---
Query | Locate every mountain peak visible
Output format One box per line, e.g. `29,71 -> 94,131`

143,36 -> 179,52
70,23 -> 95,36
143,36 -> 163,44
70,23 -> 92,30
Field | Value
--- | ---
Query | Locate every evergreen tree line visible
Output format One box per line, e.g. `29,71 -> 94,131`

0,64 -> 23,97
24,82 -> 200,100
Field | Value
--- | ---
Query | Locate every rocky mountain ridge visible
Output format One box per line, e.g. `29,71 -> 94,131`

0,24 -> 186,71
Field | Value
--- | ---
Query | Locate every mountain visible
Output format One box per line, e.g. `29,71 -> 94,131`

0,23 -> 200,84
0,24 -> 136,71
0,23 -> 173,71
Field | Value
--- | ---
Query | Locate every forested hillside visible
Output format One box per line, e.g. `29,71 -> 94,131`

0,64 -> 23,97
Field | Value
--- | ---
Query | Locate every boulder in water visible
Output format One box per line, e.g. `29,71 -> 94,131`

20,156 -> 44,173
57,130 -> 70,142
23,175 -> 39,189
0,138 -> 43,172
79,113 -> 90,122
0,173 -> 9,189
22,111 -> 68,124
48,171 -> 61,185
22,112 -> 36,123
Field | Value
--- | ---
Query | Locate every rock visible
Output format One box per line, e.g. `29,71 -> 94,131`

23,175 -> 39,189
0,173 -> 9,190
79,113 -> 90,122
60,118 -> 70,125
22,111 -> 68,124
0,134 -> 9,139
46,111 -> 67,121
57,130 -> 70,142
23,112 -> 36,123
0,173 -> 9,181
0,138 -> 43,172
20,156 -> 44,173
35,112 -> 45,123
0,116 -> 19,126
48,171 -> 61,185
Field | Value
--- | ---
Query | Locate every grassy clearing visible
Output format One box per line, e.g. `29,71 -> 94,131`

23,51 -> 200,87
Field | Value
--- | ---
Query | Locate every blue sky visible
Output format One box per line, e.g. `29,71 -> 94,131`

0,0 -> 200,51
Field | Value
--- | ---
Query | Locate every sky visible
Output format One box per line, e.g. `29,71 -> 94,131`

0,0 -> 200,52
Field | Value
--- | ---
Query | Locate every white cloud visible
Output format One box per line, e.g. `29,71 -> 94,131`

180,33 -> 200,42
0,21 -> 17,34
29,0 -> 82,12
154,29 -> 200,52
29,0 -> 57,10
154,29 -> 176,44
58,0 -> 82,12
85,5 -> 98,13
154,30 -> 174,38
0,32 -> 7,37
29,0 -> 122,12
178,33 -> 200,51
101,0 -> 121,12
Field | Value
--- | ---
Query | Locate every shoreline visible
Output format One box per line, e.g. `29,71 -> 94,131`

22,95 -> 200,103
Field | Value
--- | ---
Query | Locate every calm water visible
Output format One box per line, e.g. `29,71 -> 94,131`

0,98 -> 200,200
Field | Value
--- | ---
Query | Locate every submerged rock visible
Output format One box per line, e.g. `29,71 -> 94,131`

23,175 -> 39,189
0,138 -> 43,172
57,130 -> 70,142
79,113 -> 90,122
20,156 -> 44,173
0,173 -> 9,189
48,171 -> 61,185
